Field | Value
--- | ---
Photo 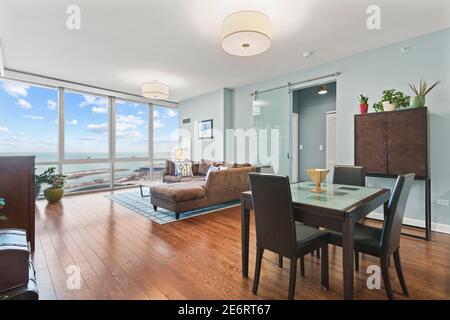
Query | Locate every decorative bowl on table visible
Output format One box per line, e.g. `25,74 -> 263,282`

305,169 -> 330,193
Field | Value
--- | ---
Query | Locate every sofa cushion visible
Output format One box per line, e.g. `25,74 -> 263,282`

192,163 -> 200,176
198,160 -> 213,175
165,160 -> 176,176
151,182 -> 206,202
180,176 -> 206,183
163,175 -> 181,183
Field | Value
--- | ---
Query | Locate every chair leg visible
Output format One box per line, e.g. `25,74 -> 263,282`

355,251 -> 360,272
393,249 -> 409,297
380,257 -> 394,300
278,255 -> 283,269
320,244 -> 329,289
288,258 -> 297,300
252,246 -> 264,294
300,256 -> 305,277
153,205 -> 157,211
316,249 -> 321,259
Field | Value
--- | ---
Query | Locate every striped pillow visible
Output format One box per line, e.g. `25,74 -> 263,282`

175,163 -> 193,177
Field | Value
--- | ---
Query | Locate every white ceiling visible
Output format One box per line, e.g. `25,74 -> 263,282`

1,0 -> 449,102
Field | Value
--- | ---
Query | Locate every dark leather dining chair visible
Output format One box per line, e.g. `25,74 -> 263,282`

249,173 -> 329,300
333,165 -> 366,186
328,173 -> 415,299
333,165 -> 366,270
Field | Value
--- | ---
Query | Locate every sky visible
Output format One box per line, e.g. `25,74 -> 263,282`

0,79 -> 179,162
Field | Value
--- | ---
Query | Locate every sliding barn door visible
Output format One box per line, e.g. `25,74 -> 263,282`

253,89 -> 292,177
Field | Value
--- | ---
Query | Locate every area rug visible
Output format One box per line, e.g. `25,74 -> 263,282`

105,191 -> 240,224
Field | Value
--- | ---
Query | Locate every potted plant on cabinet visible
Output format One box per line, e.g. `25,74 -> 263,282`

357,95 -> 369,114
373,89 -> 411,112
381,89 -> 410,111
44,172 -> 67,203
35,167 -> 55,200
409,78 -> 440,108
0,197 -> 6,221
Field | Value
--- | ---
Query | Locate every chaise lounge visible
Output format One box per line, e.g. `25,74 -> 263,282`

151,165 -> 255,219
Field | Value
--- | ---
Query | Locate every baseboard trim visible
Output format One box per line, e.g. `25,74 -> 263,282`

368,212 -> 450,235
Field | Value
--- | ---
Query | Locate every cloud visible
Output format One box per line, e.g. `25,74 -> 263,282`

153,110 -> 160,118
23,115 -> 44,120
87,122 -> 108,133
166,109 -> 177,118
154,119 -> 164,129
1,81 -> 29,97
0,127 -> 11,133
79,94 -> 107,108
66,119 -> 78,125
116,130 -> 142,138
47,99 -> 57,110
115,114 -> 146,139
92,106 -> 108,114
137,111 -> 144,115
17,98 -> 31,109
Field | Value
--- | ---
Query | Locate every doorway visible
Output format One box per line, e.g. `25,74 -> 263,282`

292,82 -> 337,182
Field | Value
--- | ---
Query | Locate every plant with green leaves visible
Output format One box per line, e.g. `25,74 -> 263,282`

373,101 -> 384,112
0,197 -> 5,220
48,173 -> 67,189
409,78 -> 440,108
381,89 -> 411,109
357,95 -> 369,104
35,167 -> 56,185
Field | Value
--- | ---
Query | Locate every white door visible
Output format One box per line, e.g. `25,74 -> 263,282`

291,113 -> 299,182
326,112 -> 337,184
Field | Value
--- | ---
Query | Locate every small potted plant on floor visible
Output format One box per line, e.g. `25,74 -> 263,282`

357,95 -> 369,114
44,172 -> 67,203
0,197 -> 6,220
409,78 -> 440,108
380,89 -> 411,112
35,167 -> 55,200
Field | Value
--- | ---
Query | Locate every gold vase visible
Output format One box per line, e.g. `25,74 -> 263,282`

305,169 -> 330,193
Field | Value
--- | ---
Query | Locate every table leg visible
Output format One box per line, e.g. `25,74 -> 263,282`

343,215 -> 354,300
241,204 -> 250,277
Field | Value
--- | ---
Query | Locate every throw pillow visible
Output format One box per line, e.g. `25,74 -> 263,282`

175,163 -> 193,177
191,163 -> 200,176
165,160 -> 176,176
198,160 -> 212,175
205,165 -> 221,181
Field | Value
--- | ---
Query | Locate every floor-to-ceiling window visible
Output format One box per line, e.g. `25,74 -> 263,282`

0,77 -> 178,195
113,99 -> 151,187
0,79 -> 58,194
152,105 -> 179,180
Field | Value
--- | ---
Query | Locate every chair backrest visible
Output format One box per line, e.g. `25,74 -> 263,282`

248,173 -> 297,258
381,173 -> 415,255
333,165 -> 366,187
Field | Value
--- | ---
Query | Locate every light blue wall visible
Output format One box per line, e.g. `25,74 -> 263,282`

231,28 -> 450,226
178,88 -> 233,161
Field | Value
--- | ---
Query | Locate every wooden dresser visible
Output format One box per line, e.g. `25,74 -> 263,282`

0,156 -> 36,251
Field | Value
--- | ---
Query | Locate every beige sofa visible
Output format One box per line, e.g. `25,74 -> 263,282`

151,166 -> 255,219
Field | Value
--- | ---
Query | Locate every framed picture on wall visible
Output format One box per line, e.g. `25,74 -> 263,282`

198,119 -> 213,140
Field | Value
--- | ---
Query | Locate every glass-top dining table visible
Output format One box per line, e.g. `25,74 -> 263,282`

240,182 -> 391,300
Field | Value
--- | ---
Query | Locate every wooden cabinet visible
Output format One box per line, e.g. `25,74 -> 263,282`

355,113 -> 388,175
0,156 -> 35,251
355,107 -> 428,179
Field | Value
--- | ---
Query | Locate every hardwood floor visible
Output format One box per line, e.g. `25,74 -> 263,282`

34,189 -> 450,300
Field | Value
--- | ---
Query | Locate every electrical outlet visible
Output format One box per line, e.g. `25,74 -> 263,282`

437,199 -> 449,206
